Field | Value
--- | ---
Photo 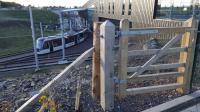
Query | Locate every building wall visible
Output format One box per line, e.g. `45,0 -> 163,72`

91,0 -> 184,28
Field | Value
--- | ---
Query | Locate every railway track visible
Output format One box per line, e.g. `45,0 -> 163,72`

0,50 -> 34,63
0,50 -> 89,72
0,52 -> 83,65
0,35 -> 92,63
0,54 -> 92,72
0,49 -> 92,72
0,50 -> 74,64
0,36 -> 93,72
0,54 -> 79,67
0,49 -> 91,72
0,49 -> 33,59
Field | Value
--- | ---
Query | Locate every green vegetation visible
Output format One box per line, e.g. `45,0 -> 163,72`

0,9 -> 59,23
0,0 -> 22,8
0,9 -> 59,56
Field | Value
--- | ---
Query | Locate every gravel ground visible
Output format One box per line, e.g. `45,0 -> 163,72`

0,61 -> 186,112
0,62 -> 186,112
114,90 -> 183,112
0,62 -> 103,112
0,71 -> 58,111
1,38 -> 200,112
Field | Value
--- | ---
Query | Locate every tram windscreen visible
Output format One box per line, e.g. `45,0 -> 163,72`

36,39 -> 44,49
80,33 -> 83,38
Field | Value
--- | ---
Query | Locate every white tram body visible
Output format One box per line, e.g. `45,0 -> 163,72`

36,28 -> 89,55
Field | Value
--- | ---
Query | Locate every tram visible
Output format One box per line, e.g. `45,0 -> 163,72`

36,28 -> 89,55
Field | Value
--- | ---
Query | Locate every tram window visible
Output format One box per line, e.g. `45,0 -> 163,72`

65,38 -> 69,44
65,36 -> 74,43
83,33 -> 87,38
80,33 -> 83,38
77,35 -> 81,40
53,39 -> 62,47
67,38 -> 71,43
43,41 -> 49,49
71,36 -> 75,42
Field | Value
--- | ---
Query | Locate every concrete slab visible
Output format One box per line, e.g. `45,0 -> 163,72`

181,103 -> 200,112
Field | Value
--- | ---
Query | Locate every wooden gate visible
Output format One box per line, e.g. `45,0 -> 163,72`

118,18 -> 198,96
92,17 -> 198,111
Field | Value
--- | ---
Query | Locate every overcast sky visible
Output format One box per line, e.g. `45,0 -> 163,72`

2,0 -> 196,7
1,0 -> 89,7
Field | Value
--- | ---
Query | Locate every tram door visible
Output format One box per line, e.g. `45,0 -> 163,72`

77,35 -> 80,43
49,41 -> 54,52
77,33 -> 84,43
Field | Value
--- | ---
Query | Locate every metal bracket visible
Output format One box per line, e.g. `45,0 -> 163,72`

115,29 -> 159,38
100,35 -> 104,38
187,28 -> 197,32
121,29 -> 159,37
115,28 -> 199,38
113,77 -> 127,84
115,31 -> 121,38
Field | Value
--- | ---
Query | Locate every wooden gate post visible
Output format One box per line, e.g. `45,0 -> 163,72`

118,19 -> 129,98
92,22 -> 101,99
177,17 -> 198,94
100,20 -> 115,111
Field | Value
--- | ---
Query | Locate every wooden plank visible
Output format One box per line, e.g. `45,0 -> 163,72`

114,43 -> 136,50
16,47 -> 94,112
92,22 -> 101,99
100,20 -> 115,111
75,76 -> 81,111
127,83 -> 183,95
130,34 -> 183,78
118,19 -> 129,98
177,17 -> 199,93
128,63 -> 185,73
128,27 -> 192,35
128,72 -> 183,83
121,29 -> 159,37
128,47 -> 187,56
95,0 -> 184,29
142,90 -> 200,112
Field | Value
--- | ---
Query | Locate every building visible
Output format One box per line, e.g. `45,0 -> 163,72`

84,0 -> 199,28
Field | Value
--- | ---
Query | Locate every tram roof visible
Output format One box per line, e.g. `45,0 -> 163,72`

38,28 -> 88,41
61,8 -> 87,13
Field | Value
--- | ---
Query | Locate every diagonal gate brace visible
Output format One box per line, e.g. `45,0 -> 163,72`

129,34 -> 183,79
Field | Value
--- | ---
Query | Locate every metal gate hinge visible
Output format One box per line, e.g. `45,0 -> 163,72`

100,35 -> 104,38
113,77 -> 127,84
115,31 -> 121,38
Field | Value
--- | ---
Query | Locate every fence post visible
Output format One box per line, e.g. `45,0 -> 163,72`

92,22 -> 101,100
100,20 -> 115,111
177,17 -> 198,94
29,6 -> 39,71
118,19 -> 129,98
